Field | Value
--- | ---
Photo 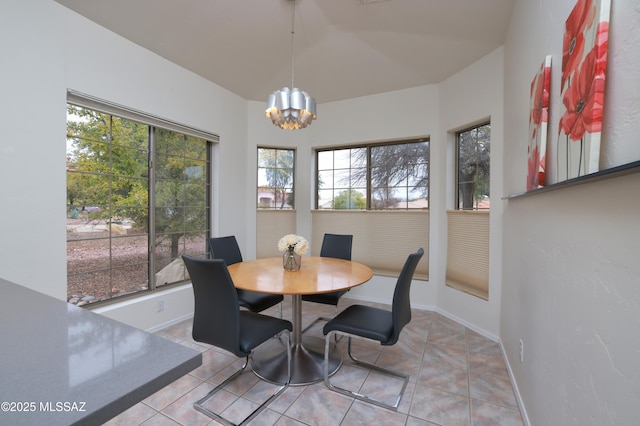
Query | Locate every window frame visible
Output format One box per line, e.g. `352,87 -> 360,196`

455,122 -> 490,211
66,94 -> 215,306
315,138 -> 430,210
257,146 -> 296,210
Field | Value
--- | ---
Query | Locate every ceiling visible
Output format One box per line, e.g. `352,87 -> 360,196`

55,0 -> 514,103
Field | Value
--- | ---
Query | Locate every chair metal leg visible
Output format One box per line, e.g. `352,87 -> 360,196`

323,331 -> 409,411
301,315 -> 330,334
194,331 -> 292,425
301,305 -> 340,341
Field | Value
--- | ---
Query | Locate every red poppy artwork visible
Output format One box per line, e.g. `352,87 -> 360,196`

557,0 -> 610,182
527,56 -> 551,191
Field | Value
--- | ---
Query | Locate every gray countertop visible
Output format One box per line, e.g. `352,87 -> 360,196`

0,278 -> 201,425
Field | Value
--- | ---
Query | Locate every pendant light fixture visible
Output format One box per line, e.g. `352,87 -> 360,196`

265,0 -> 317,130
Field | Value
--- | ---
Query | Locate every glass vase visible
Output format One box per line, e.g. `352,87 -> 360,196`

283,249 -> 301,271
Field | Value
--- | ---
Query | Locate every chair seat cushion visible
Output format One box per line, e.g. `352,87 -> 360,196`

323,305 -> 393,344
237,289 -> 284,313
238,311 -> 292,355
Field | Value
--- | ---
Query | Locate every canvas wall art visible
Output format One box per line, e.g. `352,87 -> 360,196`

556,0 -> 610,182
527,55 -> 552,191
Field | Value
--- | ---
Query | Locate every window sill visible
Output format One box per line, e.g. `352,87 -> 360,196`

503,160 -> 640,199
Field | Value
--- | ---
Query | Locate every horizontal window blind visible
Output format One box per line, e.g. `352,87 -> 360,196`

312,210 -> 428,280
446,210 -> 489,300
256,210 -> 297,258
67,90 -> 220,142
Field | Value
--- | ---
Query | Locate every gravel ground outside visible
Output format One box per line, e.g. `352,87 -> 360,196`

66,218 -> 202,305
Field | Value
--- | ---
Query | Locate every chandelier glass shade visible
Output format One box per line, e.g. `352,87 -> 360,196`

265,0 -> 316,130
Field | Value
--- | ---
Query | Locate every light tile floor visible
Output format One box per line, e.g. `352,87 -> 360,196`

105,298 -> 524,426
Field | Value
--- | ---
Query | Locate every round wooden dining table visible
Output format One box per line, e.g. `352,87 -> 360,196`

227,256 -> 373,385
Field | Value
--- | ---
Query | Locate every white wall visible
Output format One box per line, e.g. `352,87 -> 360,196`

502,1 -> 640,424
0,0 -> 251,329
436,47 -> 505,336
0,1 -> 67,299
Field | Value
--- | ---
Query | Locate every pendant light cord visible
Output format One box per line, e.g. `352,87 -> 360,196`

265,0 -> 316,129
290,0 -> 296,89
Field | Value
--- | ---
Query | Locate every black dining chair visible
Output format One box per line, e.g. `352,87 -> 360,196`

301,233 -> 353,332
322,248 -> 424,411
182,255 -> 293,425
208,236 -> 284,316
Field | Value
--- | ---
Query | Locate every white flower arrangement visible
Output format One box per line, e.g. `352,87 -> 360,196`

277,234 -> 309,255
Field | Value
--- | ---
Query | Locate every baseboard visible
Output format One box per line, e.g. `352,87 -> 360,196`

91,284 -> 194,331
427,305 -> 499,342
499,340 -> 531,426
145,312 -> 194,333
345,293 -> 498,341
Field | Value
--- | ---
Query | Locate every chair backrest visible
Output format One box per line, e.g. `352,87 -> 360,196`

320,233 -> 353,261
389,248 -> 424,345
208,235 -> 243,265
182,255 -> 244,356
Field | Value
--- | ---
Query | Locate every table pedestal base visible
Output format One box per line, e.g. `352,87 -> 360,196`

251,335 -> 342,386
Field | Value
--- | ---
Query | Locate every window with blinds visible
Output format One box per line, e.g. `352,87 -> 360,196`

312,210 -> 428,280
446,122 -> 490,300
446,210 -> 489,299
256,210 -> 297,258
311,138 -> 429,279
66,91 -> 216,306
316,139 -> 429,210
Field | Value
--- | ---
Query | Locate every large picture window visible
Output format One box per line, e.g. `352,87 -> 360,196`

66,101 -> 212,306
